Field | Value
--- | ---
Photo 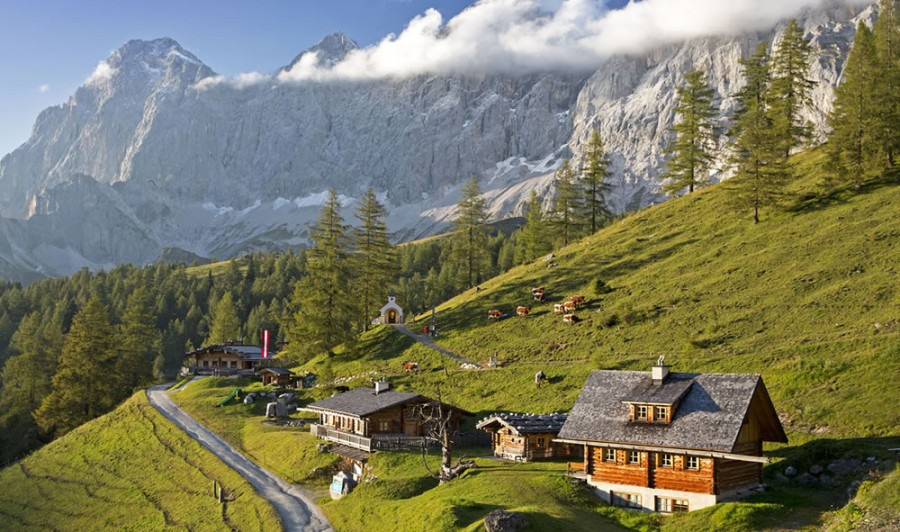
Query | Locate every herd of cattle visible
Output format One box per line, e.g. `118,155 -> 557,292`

487,288 -> 586,324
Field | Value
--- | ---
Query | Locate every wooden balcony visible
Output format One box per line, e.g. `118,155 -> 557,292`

311,424 -> 373,452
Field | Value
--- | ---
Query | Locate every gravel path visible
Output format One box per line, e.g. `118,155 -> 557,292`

146,384 -> 332,532
393,324 -> 482,368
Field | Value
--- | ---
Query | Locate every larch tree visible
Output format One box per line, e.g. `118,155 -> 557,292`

451,177 -> 489,290
34,297 -> 117,438
827,22 -> 880,190
661,68 -> 718,195
286,189 -> 354,359
873,0 -> 900,169
207,291 -> 241,345
579,129 -> 613,233
115,287 -> 159,398
515,190 -> 551,264
550,159 -> 582,246
728,43 -> 788,224
353,188 -> 396,330
770,19 -> 815,159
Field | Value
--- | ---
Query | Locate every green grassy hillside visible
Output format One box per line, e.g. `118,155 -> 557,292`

0,393 -> 281,531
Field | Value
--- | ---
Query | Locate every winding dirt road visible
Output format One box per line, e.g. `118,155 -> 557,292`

147,384 -> 332,532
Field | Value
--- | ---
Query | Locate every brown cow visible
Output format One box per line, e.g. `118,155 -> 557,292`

563,314 -> 578,324
553,304 -> 565,314
488,309 -> 503,319
571,295 -> 586,306
516,306 -> 530,316
563,300 -> 576,312
531,287 -> 545,302
402,361 -> 419,373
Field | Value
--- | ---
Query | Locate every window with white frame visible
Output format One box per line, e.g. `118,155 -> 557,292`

673,499 -> 689,512
636,405 -> 648,420
612,492 -> 642,509
654,406 -> 668,421
659,453 -> 674,468
628,450 -> 641,464
686,456 -> 700,470
604,448 -> 616,462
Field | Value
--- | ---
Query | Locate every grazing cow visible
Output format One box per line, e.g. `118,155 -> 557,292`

563,314 -> 578,324
516,306 -> 530,316
571,295 -> 586,306
553,304 -> 565,314
535,370 -> 546,388
531,287 -> 545,302
563,300 -> 577,312
488,309 -> 503,320
402,361 -> 419,373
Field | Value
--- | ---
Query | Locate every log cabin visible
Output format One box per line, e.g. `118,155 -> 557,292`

555,361 -> 787,513
304,380 -> 472,454
477,413 -> 581,461
184,342 -> 271,375
256,367 -> 292,387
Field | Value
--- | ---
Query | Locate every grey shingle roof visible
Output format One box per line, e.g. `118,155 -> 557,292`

185,344 -> 267,360
306,388 -> 422,417
558,370 -> 782,453
621,376 -> 693,405
257,368 -> 292,375
476,413 -> 568,434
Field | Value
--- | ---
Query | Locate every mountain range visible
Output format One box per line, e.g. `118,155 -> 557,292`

0,2 -> 875,282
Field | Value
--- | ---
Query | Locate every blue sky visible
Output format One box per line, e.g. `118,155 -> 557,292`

0,0 -> 474,157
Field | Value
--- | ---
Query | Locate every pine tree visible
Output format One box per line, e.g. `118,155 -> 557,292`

873,0 -> 900,169
770,19 -> 814,158
353,188 -> 396,330
827,22 -> 880,190
451,177 -> 489,289
34,297 -> 117,438
729,43 -> 789,224
207,292 -> 241,345
661,68 -> 718,195
515,191 -> 551,264
549,159 -> 582,246
580,130 -> 613,233
285,189 -> 354,359
115,287 -> 159,398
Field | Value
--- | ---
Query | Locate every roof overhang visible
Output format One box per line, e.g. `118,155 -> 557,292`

552,438 -> 770,464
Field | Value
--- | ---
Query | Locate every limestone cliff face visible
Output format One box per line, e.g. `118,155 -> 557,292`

0,4 -> 874,281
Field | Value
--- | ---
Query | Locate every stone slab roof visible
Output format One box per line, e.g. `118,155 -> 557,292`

558,370 -> 784,453
306,387 -> 422,417
476,413 -> 568,435
620,376 -> 693,406
185,344 -> 266,360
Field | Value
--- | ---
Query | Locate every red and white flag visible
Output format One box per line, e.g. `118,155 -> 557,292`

262,329 -> 270,359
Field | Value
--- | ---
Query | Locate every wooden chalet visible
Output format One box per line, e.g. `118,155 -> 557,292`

184,343 -> 270,375
305,381 -> 471,454
257,367 -> 292,387
477,412 -> 581,461
556,361 -> 787,513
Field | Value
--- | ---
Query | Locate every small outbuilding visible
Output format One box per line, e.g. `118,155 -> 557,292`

477,412 -> 581,461
379,291 -> 404,324
257,367 -> 292,387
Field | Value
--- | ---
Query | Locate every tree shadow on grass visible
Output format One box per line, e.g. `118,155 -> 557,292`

787,174 -> 899,214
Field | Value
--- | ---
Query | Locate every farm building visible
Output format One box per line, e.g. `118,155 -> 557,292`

476,412 -> 581,461
556,361 -> 787,513
379,292 -> 404,324
184,342 -> 271,375
304,381 -> 471,454
256,367 -> 292,387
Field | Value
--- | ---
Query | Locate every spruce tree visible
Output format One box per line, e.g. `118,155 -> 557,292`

353,188 -> 396,330
207,291 -> 241,344
550,159 -> 582,246
873,0 -> 900,169
729,43 -> 788,224
115,287 -> 159,398
580,129 -> 613,233
34,297 -> 117,438
451,177 -> 489,289
827,22 -> 880,190
661,68 -> 718,195
286,190 -> 354,359
770,19 -> 814,158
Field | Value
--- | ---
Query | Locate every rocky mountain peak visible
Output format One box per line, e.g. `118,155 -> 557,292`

284,32 -> 359,71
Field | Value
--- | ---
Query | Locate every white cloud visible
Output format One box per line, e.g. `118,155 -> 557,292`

277,0 -> 866,82
85,60 -> 116,86
193,71 -> 271,91
38,84 -> 50,94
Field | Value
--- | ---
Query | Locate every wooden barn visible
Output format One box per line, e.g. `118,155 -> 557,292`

556,361 -> 787,513
184,342 -> 271,375
257,367 -> 292,387
476,412 -> 581,462
304,381 -> 472,454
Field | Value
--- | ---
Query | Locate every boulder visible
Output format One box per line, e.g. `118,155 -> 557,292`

484,511 -> 530,532
794,473 -> 818,486
243,396 -> 254,405
784,466 -> 798,477
809,464 -> 823,475
827,458 -> 862,477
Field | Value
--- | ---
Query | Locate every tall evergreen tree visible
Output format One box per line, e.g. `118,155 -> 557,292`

580,129 -> 613,233
873,0 -> 900,169
34,297 -> 116,438
451,177 -> 489,289
661,68 -> 718,195
207,291 -> 241,345
115,287 -> 159,398
729,43 -> 788,224
515,191 -> 551,264
549,159 -> 582,246
353,188 -> 396,330
827,22 -> 880,190
285,190 -> 354,359
770,19 -> 814,158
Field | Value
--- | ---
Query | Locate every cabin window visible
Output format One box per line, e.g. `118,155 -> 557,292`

628,451 -> 640,464
612,492 -> 642,509
211,361 -> 218,368
673,499 -> 689,512
537,438 -> 545,448
379,420 -> 390,432
636,405 -> 648,420
655,497 -> 688,513
202,360 -> 209,367
659,453 -> 674,468
604,448 -> 616,462
654,406 -> 668,422
230,361 -> 237,368
686,456 -> 700,470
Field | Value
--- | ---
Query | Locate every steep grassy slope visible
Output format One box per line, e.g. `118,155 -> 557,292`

0,393 -> 281,531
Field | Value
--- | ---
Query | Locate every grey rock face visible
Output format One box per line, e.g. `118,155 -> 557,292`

0,5 -> 875,281
483,510 -> 530,532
